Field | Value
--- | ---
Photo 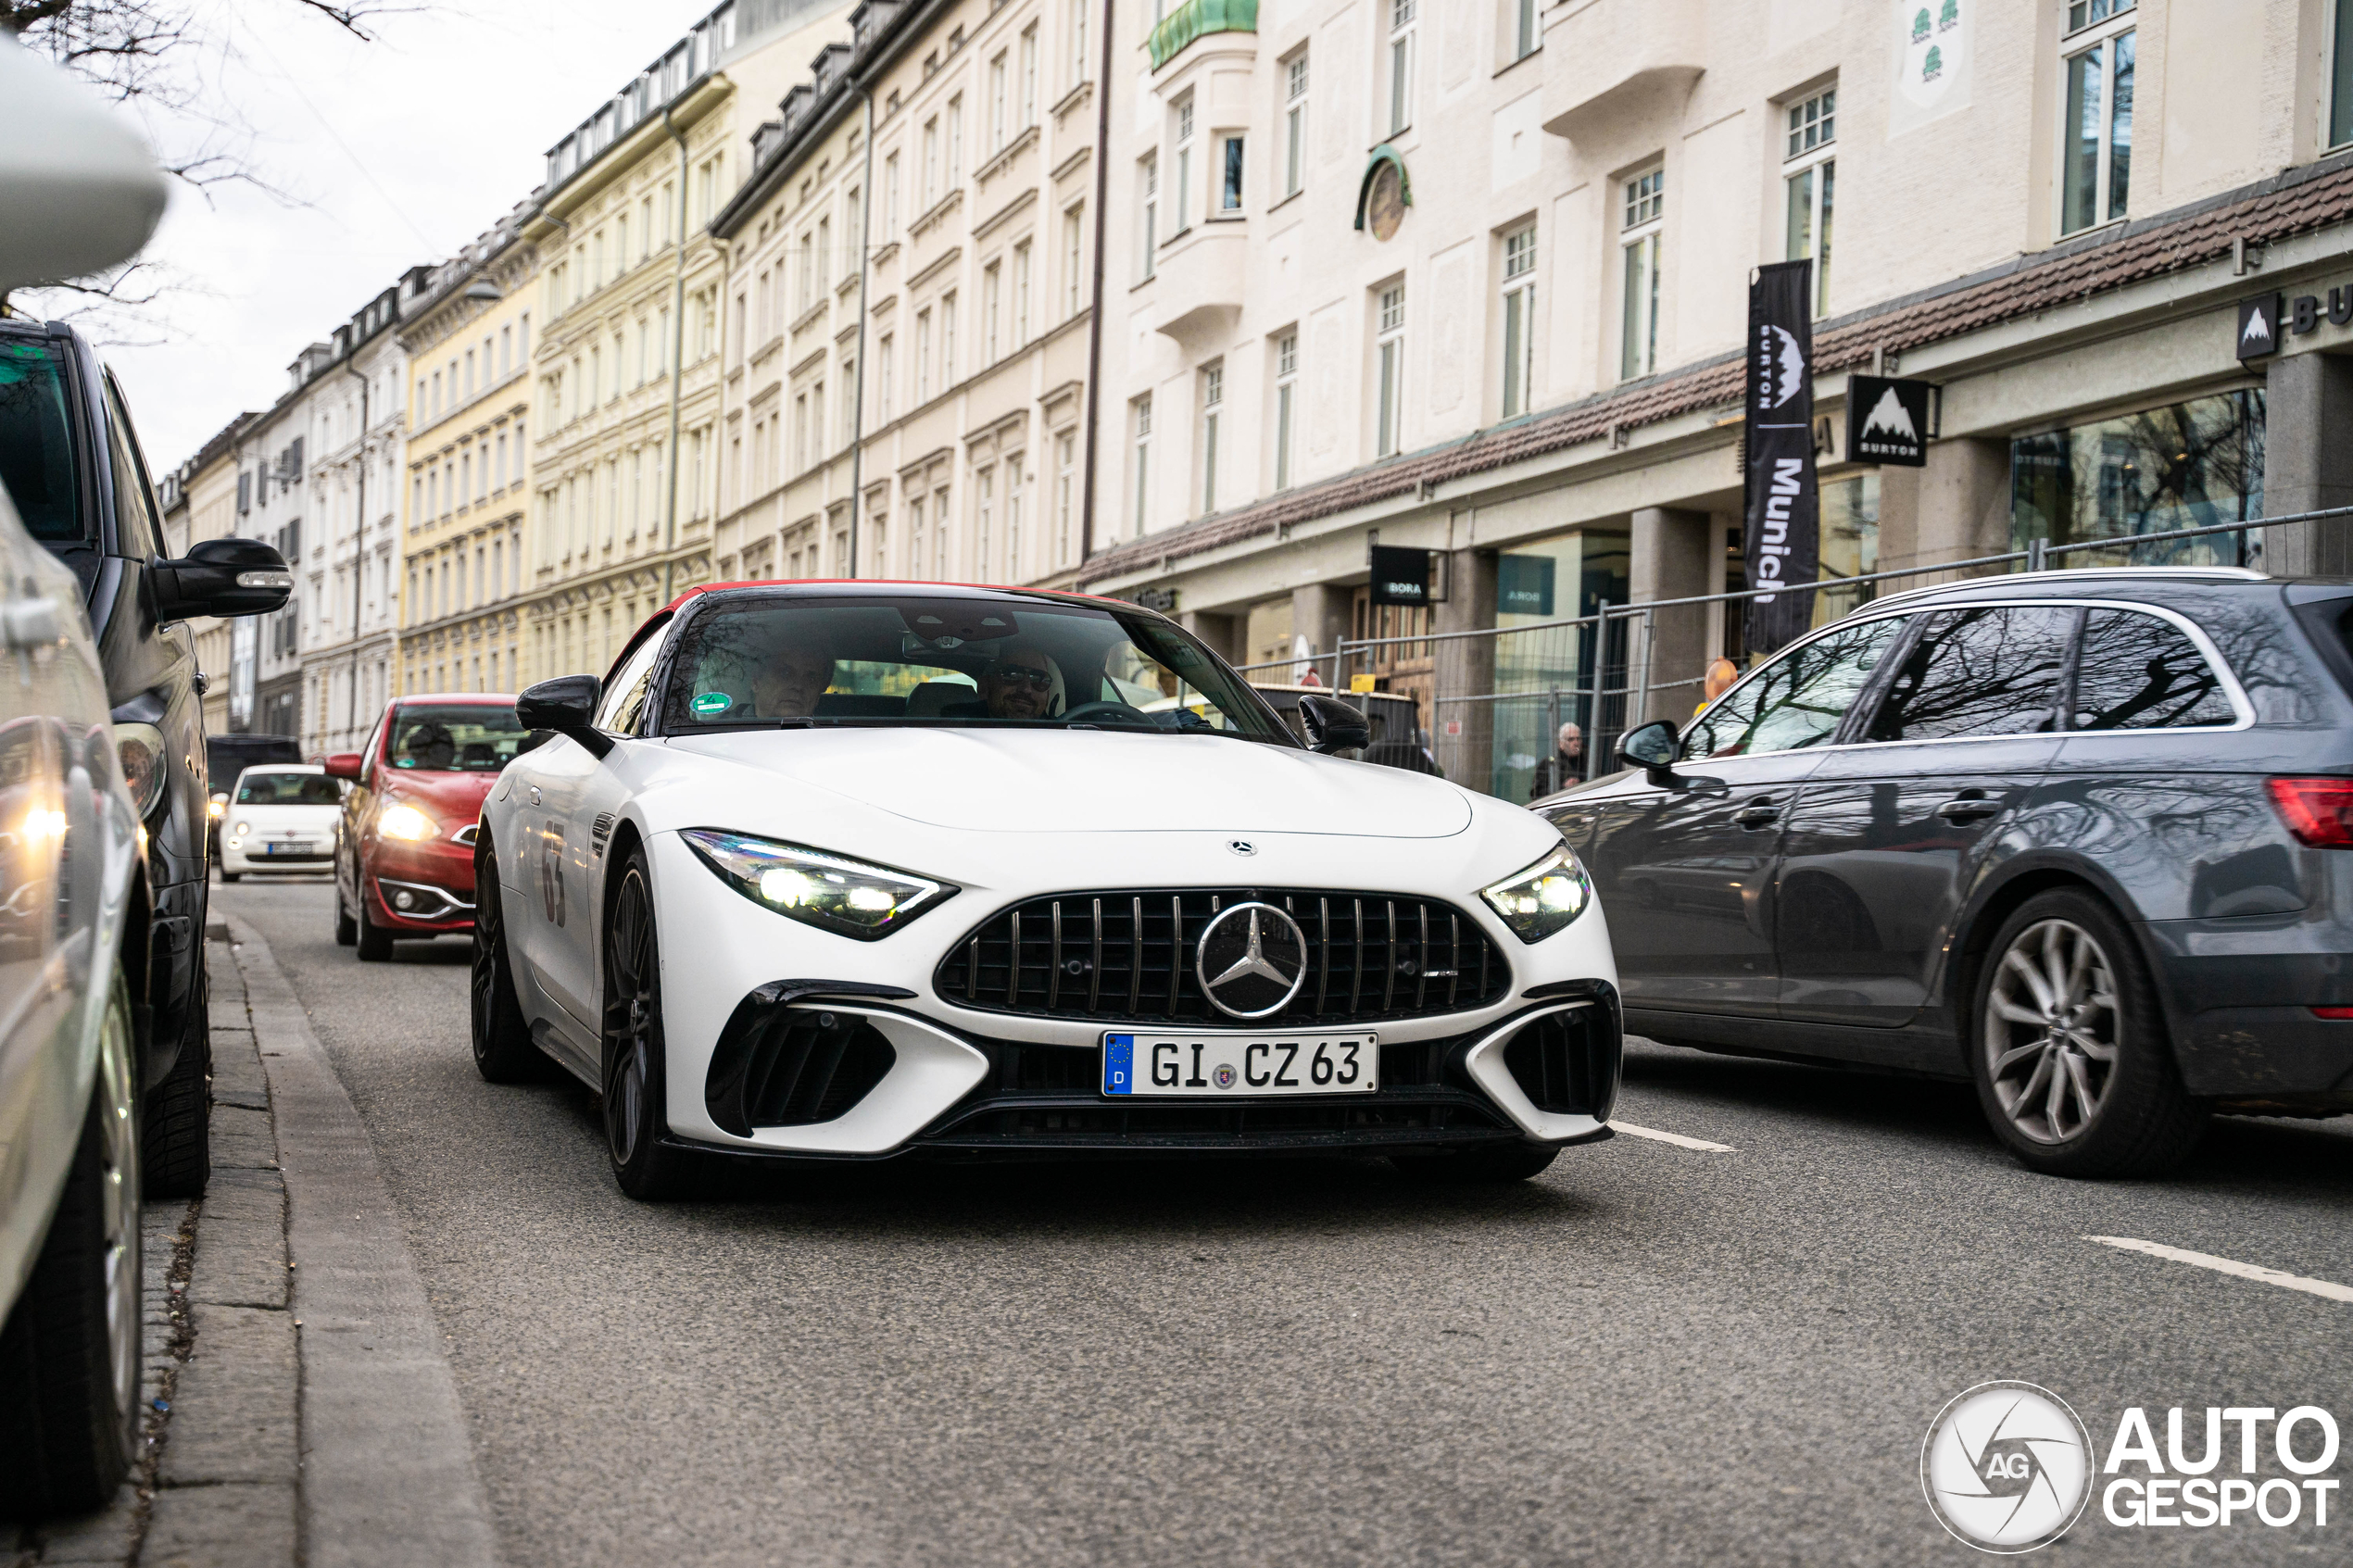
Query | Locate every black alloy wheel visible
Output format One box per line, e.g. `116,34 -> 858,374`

601,850 -> 691,1200
1392,1142 -> 1561,1183
0,976 -> 143,1517
1971,889 -> 2208,1177
141,965 -> 211,1200
470,832 -> 542,1084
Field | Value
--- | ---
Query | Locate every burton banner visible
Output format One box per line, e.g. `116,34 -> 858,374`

1743,259 -> 1821,656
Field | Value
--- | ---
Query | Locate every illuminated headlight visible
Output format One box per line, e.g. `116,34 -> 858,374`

376,803 -> 438,841
208,794 -> 227,819
112,722 -> 169,819
1478,841 -> 1593,944
233,821 -> 250,836
681,829 -> 956,940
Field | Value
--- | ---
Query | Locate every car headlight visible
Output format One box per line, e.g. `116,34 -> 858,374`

112,722 -> 169,819
208,794 -> 226,819
1478,841 -> 1593,944
233,821 -> 250,836
376,803 -> 438,841
681,829 -> 957,940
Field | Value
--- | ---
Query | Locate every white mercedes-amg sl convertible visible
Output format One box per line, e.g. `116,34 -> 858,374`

472,582 -> 1621,1198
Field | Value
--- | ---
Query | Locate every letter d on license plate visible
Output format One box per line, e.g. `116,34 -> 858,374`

1101,1033 -> 1378,1097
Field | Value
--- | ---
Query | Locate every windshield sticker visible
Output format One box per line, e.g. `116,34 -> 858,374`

691,691 -> 733,716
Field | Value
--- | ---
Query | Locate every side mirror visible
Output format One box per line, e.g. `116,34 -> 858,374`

322,753 -> 363,782
1618,720 -> 1683,785
1299,693 -> 1373,756
153,538 -> 294,621
515,674 -> 610,759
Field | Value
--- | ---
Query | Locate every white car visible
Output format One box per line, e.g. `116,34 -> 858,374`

218,764 -> 341,881
473,583 -> 1620,1198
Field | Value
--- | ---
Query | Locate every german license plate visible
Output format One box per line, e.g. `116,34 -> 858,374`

1101,1032 -> 1378,1097
265,842 -> 314,856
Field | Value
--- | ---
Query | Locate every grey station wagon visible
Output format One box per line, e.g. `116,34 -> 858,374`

1543,567 -> 2353,1177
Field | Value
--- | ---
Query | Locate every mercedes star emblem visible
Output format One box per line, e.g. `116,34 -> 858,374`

1227,839 -> 1256,856
1195,901 -> 1309,1020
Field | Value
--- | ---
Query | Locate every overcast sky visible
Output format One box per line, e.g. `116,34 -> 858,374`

79,0 -> 720,469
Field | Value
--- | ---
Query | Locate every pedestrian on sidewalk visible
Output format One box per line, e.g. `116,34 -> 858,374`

1529,722 -> 1582,799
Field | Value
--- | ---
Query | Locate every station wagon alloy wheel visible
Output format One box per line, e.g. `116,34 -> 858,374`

1985,919 -> 2119,1144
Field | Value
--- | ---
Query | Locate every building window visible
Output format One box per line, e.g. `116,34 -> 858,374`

1201,363 -> 1224,513
885,151 -> 900,233
2011,389 -> 2262,567
1020,24 -> 1038,127
1131,395 -> 1152,536
916,307 -> 933,403
1063,204 -> 1085,319
977,467 -> 994,571
1284,53 -> 1309,198
1513,0 -> 1538,61
940,293 -> 958,385
1783,87 -> 1834,317
1005,454 -> 1025,579
1501,224 -> 1537,419
1055,432 -> 1076,566
1376,282 -> 1406,458
1139,155 -> 1159,281
1068,0 -> 1088,89
909,495 -> 925,580
948,95 -> 963,185
932,484 -> 950,576
923,119 -> 939,207
983,262 -> 1001,365
1274,331 -> 1298,490
990,51 -> 1009,152
2332,0 -> 2353,148
1013,242 -> 1032,346
1387,0 -> 1416,136
1619,167 -> 1664,381
2060,1 -> 2135,235
1174,97 -> 1195,233
878,333 -> 894,420
1218,134 -> 1245,213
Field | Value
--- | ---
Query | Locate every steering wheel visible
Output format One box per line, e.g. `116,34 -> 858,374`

1059,700 -> 1149,724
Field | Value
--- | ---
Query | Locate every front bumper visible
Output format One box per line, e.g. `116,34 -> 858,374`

363,835 -> 479,934
640,830 -> 1622,1160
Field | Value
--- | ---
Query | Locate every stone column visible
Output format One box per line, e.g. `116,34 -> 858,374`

1887,436 -> 2010,575
1290,582 -> 1353,687
2262,349 -> 2353,576
1433,546 -> 1497,790
1629,507 -> 1712,727
1178,609 -> 1240,665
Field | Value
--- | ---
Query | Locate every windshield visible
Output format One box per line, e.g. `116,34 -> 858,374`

387,703 -> 529,771
0,339 -> 82,543
661,595 -> 1293,742
236,771 -> 342,805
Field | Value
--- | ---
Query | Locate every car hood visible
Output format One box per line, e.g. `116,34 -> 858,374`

662,727 -> 1476,837
377,766 -> 499,827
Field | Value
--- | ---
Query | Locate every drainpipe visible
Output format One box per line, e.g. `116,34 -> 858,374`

660,102 -> 696,604
847,82 -> 876,579
341,355 -> 370,746
1076,0 -> 1115,577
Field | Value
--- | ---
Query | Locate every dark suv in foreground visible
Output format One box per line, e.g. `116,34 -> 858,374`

1545,567 -> 2353,1176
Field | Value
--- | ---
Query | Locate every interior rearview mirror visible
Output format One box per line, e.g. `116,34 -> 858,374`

1618,720 -> 1683,784
515,674 -> 610,759
1298,693 -> 1373,757
153,538 -> 294,621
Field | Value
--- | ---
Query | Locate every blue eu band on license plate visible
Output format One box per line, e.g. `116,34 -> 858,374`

1101,1031 -> 1378,1097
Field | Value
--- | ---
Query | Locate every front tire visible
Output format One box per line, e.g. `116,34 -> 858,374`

142,966 -> 211,1200
1971,890 -> 2208,1177
220,872 -> 242,884
1393,1142 -> 1561,1183
470,833 -> 542,1084
333,875 -> 357,947
355,885 -> 394,962
0,977 -> 143,1518
601,850 -> 691,1200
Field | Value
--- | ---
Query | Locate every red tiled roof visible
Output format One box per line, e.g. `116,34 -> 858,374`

1081,152 -> 2353,587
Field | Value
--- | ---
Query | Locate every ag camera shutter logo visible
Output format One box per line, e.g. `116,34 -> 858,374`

1921,1382 -> 2094,1553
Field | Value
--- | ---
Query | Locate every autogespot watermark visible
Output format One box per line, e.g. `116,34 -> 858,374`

1923,1385 -> 2342,1552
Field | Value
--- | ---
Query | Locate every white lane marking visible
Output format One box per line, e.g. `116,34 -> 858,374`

2087,1236 -> 2353,1306
1612,1122 -> 1736,1153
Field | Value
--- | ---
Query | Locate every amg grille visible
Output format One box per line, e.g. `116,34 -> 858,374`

933,889 -> 1511,1027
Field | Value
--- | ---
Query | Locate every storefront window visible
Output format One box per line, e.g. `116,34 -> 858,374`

1486,530 -> 1629,798
1814,473 -> 1881,627
2010,390 -> 2264,567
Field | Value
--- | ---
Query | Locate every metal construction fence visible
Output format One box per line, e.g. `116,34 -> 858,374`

1229,503 -> 2353,803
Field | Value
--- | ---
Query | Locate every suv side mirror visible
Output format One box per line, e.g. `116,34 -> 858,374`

1618,720 -> 1683,784
153,538 -> 294,621
1299,693 -> 1373,756
515,674 -> 610,759
322,753 -> 363,782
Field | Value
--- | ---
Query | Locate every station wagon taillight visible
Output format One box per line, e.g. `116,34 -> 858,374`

2266,777 -> 2353,848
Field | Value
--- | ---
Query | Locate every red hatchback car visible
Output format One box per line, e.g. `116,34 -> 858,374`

326,693 -> 527,960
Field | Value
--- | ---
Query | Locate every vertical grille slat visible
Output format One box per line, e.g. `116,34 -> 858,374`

936,887 -> 1510,1027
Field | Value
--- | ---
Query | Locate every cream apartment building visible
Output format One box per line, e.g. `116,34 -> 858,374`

160,417 -> 252,736
1080,0 -> 2353,797
522,0 -> 855,685
398,208 -> 538,697
710,0 -> 1102,589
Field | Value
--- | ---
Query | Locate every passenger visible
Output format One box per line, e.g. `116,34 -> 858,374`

978,646 -> 1063,721
748,645 -> 836,718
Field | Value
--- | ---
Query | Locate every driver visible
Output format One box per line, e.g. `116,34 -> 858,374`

978,646 -> 1063,721
401,721 -> 455,770
747,645 -> 837,719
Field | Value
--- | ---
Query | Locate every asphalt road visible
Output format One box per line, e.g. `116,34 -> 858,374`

218,872 -> 2352,1567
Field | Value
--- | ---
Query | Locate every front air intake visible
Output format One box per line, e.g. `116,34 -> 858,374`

1501,1007 -> 1619,1121
705,995 -> 897,1135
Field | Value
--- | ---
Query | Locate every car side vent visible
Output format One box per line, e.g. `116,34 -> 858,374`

705,1006 -> 896,1134
1500,1008 -> 1619,1121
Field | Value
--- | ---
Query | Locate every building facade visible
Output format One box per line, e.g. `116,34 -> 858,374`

1076,0 -> 2353,797
165,414 -> 255,736
521,0 -> 855,687
397,208 -> 538,697
710,0 -> 1102,592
